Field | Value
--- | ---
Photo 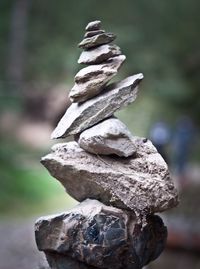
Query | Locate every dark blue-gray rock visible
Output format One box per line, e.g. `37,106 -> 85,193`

85,20 -> 101,31
70,55 -> 125,103
41,141 -> 179,217
35,199 -> 167,269
84,30 -> 105,38
78,117 -> 137,157
51,74 -> 143,139
46,253 -> 96,269
78,33 -> 116,50
78,44 -> 121,65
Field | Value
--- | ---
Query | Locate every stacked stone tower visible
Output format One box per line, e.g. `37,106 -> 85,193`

35,21 -> 178,269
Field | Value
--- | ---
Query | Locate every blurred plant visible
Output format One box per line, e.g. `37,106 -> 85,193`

0,0 -> 199,121
0,137 -> 76,216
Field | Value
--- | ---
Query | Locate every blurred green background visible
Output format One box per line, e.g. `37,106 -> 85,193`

0,0 -> 200,268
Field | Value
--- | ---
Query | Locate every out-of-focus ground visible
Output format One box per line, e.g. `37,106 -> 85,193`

0,219 -> 48,269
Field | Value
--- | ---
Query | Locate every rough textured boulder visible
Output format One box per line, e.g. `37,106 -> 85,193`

77,117 -> 137,157
78,44 -> 121,65
70,55 -> 126,103
52,74 -> 143,139
35,199 -> 167,269
41,141 -> 178,218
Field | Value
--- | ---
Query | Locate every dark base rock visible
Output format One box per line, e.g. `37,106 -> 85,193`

46,252 -> 97,269
35,199 -> 167,269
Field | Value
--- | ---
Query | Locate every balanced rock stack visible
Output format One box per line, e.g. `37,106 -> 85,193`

35,21 -> 179,269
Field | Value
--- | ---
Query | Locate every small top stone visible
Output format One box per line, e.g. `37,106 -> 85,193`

85,20 -> 101,31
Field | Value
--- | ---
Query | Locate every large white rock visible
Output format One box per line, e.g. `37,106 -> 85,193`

78,44 -> 121,64
52,74 -> 143,139
70,55 -> 126,103
78,117 -> 137,157
41,141 -> 179,218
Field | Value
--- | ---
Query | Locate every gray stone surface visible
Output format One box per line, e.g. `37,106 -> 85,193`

84,30 -> 105,38
85,20 -> 101,31
74,55 -> 125,84
78,117 -> 137,157
78,33 -> 116,50
70,55 -> 125,103
52,74 -> 143,139
78,44 -> 121,65
35,199 -> 167,269
41,141 -> 178,217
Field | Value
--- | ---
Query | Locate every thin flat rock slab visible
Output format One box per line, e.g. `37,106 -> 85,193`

52,74 -> 143,139
84,30 -> 105,38
74,55 -> 125,84
78,44 -> 121,65
78,33 -> 116,50
35,199 -> 167,269
85,20 -> 101,31
41,141 -> 179,217
77,117 -> 137,157
70,55 -> 126,103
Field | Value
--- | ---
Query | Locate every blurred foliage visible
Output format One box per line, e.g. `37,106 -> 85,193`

0,0 -> 199,215
0,0 -> 199,121
0,137 -> 77,216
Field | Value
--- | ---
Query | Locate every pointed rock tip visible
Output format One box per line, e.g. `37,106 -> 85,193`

114,54 -> 126,61
114,73 -> 144,89
51,131 -> 59,140
134,73 -> 144,80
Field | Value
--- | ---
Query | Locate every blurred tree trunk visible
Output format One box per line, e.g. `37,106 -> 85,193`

6,0 -> 31,87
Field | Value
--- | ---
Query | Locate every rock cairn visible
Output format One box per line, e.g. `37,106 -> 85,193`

35,20 -> 179,269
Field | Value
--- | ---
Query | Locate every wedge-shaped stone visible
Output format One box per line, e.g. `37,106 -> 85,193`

78,117 -> 137,157
70,55 -> 125,103
35,199 -> 167,269
41,141 -> 179,217
52,74 -> 143,139
78,44 -> 121,64
78,33 -> 116,50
